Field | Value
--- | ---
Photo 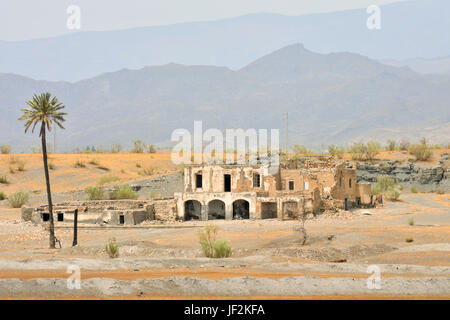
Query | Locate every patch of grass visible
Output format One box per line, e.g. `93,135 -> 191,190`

88,158 -> 100,165
410,187 -> 418,193
405,237 -> 414,243
16,160 -> 26,171
109,184 -> 138,200
0,191 -> 6,201
371,175 -> 401,201
0,145 -> 11,154
212,239 -> 232,258
409,141 -> 432,161
199,225 -> 232,258
105,238 -> 119,258
0,175 -> 8,184
85,186 -> 104,200
408,217 -> 415,226
139,166 -> 156,176
9,165 -> 15,174
74,159 -> 86,168
435,188 -> 445,195
120,169 -> 126,174
135,163 -> 141,168
48,162 -> 56,170
8,191 -> 29,208
97,175 -> 120,186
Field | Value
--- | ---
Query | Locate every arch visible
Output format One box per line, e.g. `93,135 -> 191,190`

184,200 -> 202,221
208,200 -> 225,220
233,200 -> 250,219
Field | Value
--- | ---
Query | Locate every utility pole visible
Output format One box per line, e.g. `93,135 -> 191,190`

285,112 -> 289,154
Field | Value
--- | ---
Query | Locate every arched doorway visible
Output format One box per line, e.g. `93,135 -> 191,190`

184,200 -> 202,221
208,200 -> 225,220
233,200 -> 249,219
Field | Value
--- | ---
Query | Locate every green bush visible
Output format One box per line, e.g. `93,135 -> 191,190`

98,175 -> 120,185
8,191 -> 29,208
399,140 -> 410,151
212,239 -> 232,258
148,144 -> 157,153
0,175 -> 8,184
0,191 -> 6,201
405,237 -> 414,243
371,176 -> 401,201
348,142 -> 366,161
105,238 -> 119,258
109,184 -> 138,200
366,141 -> 381,161
410,187 -> 418,193
408,217 -> 415,226
435,188 -> 445,195
16,160 -> 26,171
0,145 -> 11,154
110,144 -> 123,153
293,145 -> 309,155
409,139 -> 432,161
131,140 -> 146,153
88,158 -> 99,165
385,140 -> 397,151
85,186 -> 104,200
74,159 -> 86,168
328,145 -> 345,159
199,225 -> 232,258
48,162 -> 55,170
139,166 -> 156,176
385,187 -> 401,201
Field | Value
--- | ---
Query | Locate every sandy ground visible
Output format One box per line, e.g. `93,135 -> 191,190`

0,191 -> 449,299
0,153 -> 179,194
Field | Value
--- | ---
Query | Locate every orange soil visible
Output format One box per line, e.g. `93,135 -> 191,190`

1,268 -> 448,281
0,153 -> 179,193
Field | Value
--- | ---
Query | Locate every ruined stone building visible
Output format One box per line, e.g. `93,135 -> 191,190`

174,157 -> 373,221
24,157 -> 374,226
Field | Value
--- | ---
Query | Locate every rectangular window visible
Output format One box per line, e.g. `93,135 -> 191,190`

224,174 -> 231,192
289,180 -> 294,191
253,173 -> 261,188
304,181 -> 309,190
196,174 -> 203,189
349,178 -> 352,188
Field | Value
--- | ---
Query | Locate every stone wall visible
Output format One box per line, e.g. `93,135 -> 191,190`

357,154 -> 449,191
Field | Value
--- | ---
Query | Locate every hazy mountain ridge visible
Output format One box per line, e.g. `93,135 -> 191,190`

0,43 -> 449,152
0,0 -> 449,81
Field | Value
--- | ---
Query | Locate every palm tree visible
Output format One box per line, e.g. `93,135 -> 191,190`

19,93 -> 67,248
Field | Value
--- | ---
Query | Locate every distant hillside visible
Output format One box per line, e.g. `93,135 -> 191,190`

0,44 -> 449,152
0,0 -> 449,81
383,56 -> 450,75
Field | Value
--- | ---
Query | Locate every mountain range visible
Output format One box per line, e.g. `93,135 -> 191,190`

1,43 -> 449,152
0,0 -> 449,81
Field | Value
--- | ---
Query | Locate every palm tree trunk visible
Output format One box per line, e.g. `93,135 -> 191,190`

72,209 -> 78,246
41,131 -> 56,248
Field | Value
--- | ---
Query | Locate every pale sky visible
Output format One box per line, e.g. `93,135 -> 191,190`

0,0 -> 406,41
